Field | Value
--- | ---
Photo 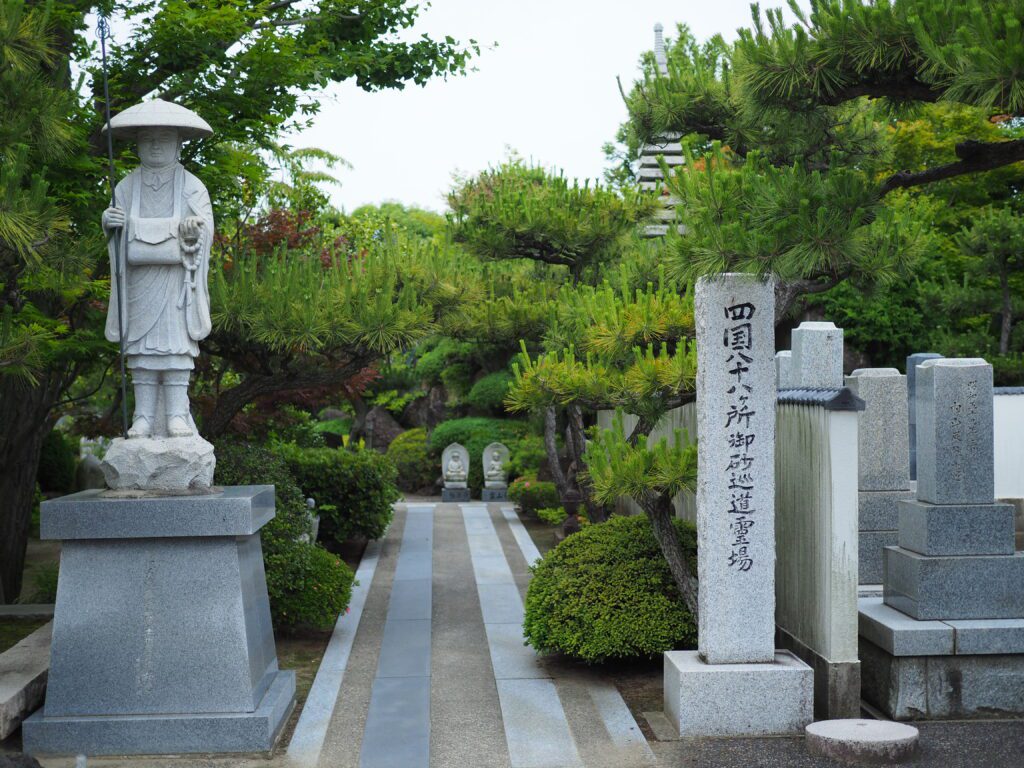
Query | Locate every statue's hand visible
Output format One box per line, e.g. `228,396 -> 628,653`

102,206 -> 125,232
179,216 -> 204,243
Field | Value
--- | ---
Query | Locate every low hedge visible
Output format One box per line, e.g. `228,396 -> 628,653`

386,428 -> 436,493
276,444 -> 400,543
214,442 -> 353,630
523,514 -> 698,662
508,475 -> 560,515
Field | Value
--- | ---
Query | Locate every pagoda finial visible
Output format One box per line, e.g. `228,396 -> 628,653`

654,23 -> 668,76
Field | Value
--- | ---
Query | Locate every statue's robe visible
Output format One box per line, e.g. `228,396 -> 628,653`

105,164 -> 213,370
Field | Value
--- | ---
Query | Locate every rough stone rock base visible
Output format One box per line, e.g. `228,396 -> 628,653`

442,488 -> 471,502
806,719 -> 919,764
23,671 -> 295,755
859,637 -> 1024,719
101,435 -> 215,491
663,650 -> 813,737
481,488 -> 507,501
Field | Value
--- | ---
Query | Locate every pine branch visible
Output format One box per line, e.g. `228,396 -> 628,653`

880,138 -> 1024,196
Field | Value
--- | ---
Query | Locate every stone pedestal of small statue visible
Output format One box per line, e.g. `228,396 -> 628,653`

481,442 -> 510,501
441,442 -> 472,502
22,100 -> 294,757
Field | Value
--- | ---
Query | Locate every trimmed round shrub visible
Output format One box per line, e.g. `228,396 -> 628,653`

465,371 -> 513,415
429,417 -> 530,493
264,540 -> 354,629
386,428 -> 436,493
523,515 -> 697,662
37,430 -> 77,493
537,506 -> 567,526
214,442 -> 353,630
275,444 -> 400,543
508,475 -> 560,516
507,434 -> 547,479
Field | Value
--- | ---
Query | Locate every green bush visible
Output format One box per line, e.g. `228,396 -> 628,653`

465,371 -> 513,414
440,361 -> 474,399
276,444 -> 400,543
429,417 -> 530,493
537,506 -> 567,526
524,515 -> 698,662
264,540 -> 354,629
37,430 -> 76,493
26,563 -> 59,603
386,428 -> 436,493
214,442 -> 354,630
508,475 -> 560,515
507,434 -> 547,478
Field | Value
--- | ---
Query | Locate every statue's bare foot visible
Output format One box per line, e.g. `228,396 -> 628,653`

167,415 -> 193,438
127,416 -> 153,439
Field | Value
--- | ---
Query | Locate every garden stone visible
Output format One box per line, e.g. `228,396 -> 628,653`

791,321 -> 844,389
915,358 -> 994,505
0,756 -> 44,768
100,434 -> 214,491
805,719 -> 919,764
0,622 -> 51,739
402,385 -> 449,430
365,406 -> 404,451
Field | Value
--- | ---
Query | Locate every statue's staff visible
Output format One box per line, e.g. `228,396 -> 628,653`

97,12 -> 130,438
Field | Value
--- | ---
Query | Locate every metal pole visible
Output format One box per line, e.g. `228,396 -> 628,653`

98,13 -> 130,438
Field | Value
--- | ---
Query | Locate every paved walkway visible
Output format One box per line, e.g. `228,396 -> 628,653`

295,500 -> 654,768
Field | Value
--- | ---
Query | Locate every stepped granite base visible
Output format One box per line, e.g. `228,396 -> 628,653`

481,488 -> 507,501
664,650 -> 813,737
22,486 -> 295,756
859,597 -> 1024,719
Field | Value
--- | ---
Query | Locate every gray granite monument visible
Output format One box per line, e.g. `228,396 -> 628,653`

481,442 -> 510,501
21,101 -> 294,755
664,273 -> 813,737
845,369 -> 914,585
442,442 -> 471,502
859,357 -> 1024,719
775,350 -> 793,389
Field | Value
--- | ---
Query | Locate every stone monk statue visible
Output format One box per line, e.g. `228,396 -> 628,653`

102,100 -> 214,439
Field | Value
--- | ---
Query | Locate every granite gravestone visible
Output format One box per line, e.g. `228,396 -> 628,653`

845,369 -> 914,585
775,350 -> 793,390
884,359 -> 1023,620
481,442 -> 510,501
21,102 -> 294,756
442,442 -> 471,502
664,273 -> 813,737
906,352 -> 943,481
791,321 -> 844,389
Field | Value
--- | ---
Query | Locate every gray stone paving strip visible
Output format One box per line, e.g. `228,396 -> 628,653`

497,504 -> 655,767
460,504 -> 583,768
429,502 -> 511,768
500,505 -> 542,565
286,539 -> 383,766
358,504 -> 434,768
316,508 -> 408,768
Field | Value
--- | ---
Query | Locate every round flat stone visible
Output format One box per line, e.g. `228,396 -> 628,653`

806,719 -> 919,764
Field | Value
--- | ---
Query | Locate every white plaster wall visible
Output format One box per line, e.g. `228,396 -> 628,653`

774,405 -> 859,663
994,393 -> 1024,500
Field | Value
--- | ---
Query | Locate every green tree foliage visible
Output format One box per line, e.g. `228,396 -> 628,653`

448,161 -> 655,284
385,427 -> 436,493
523,515 -> 697,662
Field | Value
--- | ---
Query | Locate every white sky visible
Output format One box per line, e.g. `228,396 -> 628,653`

294,0 -> 809,213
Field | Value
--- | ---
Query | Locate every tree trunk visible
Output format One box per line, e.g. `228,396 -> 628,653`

566,404 -> 608,523
0,375 -> 61,603
1000,265 -> 1013,356
543,406 -> 567,496
348,393 -> 370,447
642,492 -> 699,618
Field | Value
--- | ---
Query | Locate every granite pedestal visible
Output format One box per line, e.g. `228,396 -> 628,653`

442,487 -> 471,502
22,486 -> 295,755
481,488 -> 507,501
